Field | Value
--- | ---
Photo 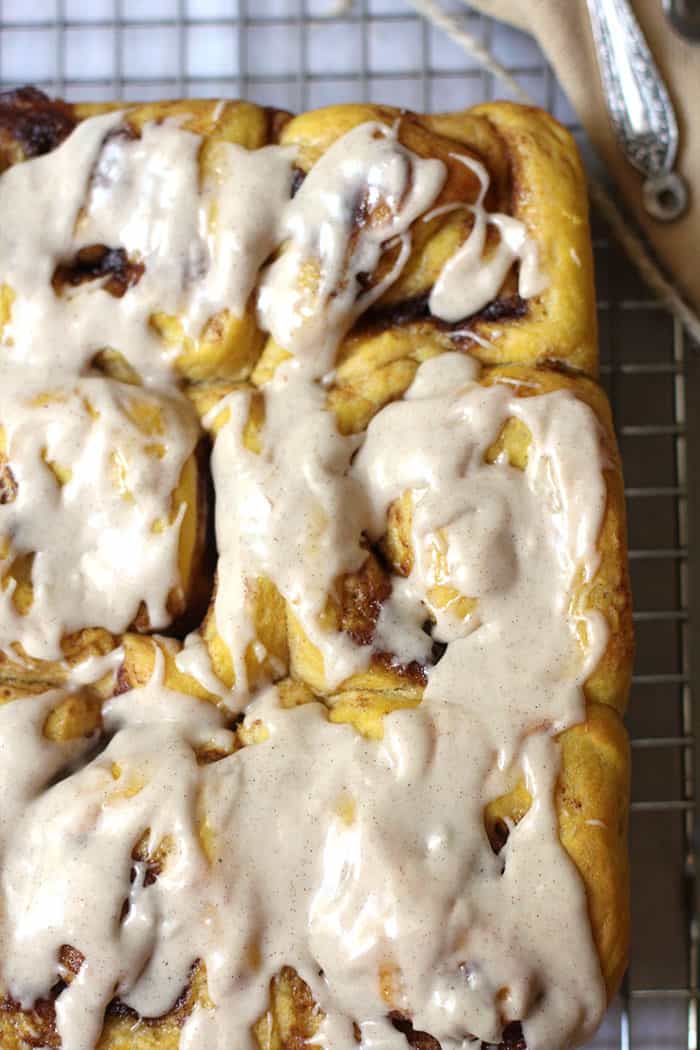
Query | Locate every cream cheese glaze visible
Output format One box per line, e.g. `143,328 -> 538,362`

0,376 -> 199,660
427,155 -> 548,323
205,377 -> 372,698
0,105 -> 611,1050
0,113 -> 296,384
354,353 -> 608,753
256,121 -> 446,369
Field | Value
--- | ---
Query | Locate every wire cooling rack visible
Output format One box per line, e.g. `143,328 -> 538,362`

0,0 -> 697,1047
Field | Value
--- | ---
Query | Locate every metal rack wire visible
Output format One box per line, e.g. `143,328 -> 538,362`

0,0 -> 697,1047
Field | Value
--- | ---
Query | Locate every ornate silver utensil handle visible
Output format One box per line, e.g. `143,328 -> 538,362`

586,0 -> 688,221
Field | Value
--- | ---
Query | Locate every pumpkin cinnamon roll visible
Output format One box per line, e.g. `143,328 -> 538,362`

0,378 -> 207,684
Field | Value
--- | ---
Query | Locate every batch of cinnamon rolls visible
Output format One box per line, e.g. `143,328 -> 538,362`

0,88 -> 633,1050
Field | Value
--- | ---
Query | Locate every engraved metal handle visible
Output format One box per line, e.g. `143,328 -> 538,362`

586,0 -> 688,221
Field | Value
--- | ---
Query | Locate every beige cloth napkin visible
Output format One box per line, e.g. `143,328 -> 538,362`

465,0 -> 700,315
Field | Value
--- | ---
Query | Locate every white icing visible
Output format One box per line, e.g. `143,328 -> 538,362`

0,377 -> 198,659
1,674 -> 227,1050
360,367 -> 611,1050
428,155 -> 548,323
175,631 -> 228,700
208,378 -> 371,698
0,689 -> 99,855
257,121 -> 446,374
192,142 -> 297,329
0,107 -> 612,1050
353,354 -> 608,757
61,646 -> 125,687
0,114 -> 296,383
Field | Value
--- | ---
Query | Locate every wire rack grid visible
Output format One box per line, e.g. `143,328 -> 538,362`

0,1 -> 697,1048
